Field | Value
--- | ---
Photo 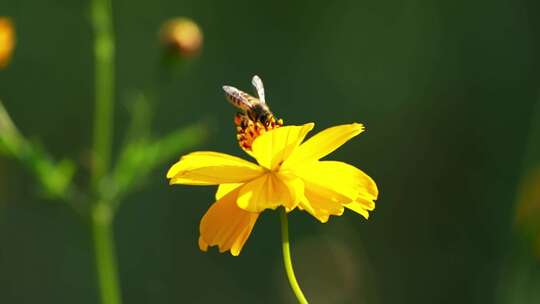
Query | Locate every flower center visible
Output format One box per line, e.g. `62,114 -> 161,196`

234,113 -> 283,151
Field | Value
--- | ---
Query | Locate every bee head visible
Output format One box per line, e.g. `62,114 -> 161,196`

250,103 -> 273,127
258,112 -> 272,126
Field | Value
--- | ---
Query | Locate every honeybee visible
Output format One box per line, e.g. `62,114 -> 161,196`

223,75 -> 275,127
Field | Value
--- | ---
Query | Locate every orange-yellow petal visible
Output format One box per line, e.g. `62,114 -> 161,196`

236,172 -> 303,212
167,151 -> 263,185
283,123 -> 364,168
199,188 -> 259,256
251,123 -> 314,170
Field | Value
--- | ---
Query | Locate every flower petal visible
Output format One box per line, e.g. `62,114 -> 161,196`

300,187 -> 345,223
344,196 -> 375,219
251,123 -> 314,170
344,189 -> 376,219
199,188 -> 259,256
167,151 -> 263,185
295,160 -> 377,201
236,173 -> 302,212
215,183 -> 242,200
283,123 -> 364,168
294,161 -> 378,221
277,172 -> 305,212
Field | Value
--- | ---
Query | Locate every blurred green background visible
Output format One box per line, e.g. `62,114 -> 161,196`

1,0 -> 540,303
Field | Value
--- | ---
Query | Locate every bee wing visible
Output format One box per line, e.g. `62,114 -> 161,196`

251,75 -> 266,103
223,85 -> 252,111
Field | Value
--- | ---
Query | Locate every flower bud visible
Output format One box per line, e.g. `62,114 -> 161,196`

160,18 -> 203,58
0,17 -> 15,69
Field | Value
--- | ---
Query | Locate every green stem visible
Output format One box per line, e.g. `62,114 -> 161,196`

91,0 -> 115,189
279,208 -> 309,304
90,0 -> 121,303
92,203 -> 122,304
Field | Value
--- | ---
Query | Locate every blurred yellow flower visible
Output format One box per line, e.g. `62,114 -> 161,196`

160,17 -> 203,58
167,122 -> 378,255
0,17 -> 15,68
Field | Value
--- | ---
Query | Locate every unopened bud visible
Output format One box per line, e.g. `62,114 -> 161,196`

0,17 -> 15,69
160,18 -> 203,58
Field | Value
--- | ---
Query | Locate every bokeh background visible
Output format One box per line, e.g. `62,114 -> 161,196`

1,0 -> 540,303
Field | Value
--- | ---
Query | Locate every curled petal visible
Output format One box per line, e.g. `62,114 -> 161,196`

294,161 -> 378,221
345,190 -> 376,219
167,151 -> 263,185
251,123 -> 314,170
199,188 -> 259,256
300,188 -> 344,223
284,123 -> 364,168
344,196 -> 375,219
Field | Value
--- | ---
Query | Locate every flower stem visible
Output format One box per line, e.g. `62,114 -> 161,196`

92,202 -> 122,304
279,207 -> 309,304
91,0 -> 115,189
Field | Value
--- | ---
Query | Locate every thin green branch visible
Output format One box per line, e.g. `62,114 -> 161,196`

91,0 -> 115,190
0,100 -> 79,205
110,122 -> 207,206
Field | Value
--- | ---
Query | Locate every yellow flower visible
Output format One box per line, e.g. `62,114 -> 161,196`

0,17 -> 15,68
167,122 -> 378,255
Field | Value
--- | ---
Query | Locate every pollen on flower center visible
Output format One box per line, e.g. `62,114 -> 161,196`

234,113 -> 283,151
